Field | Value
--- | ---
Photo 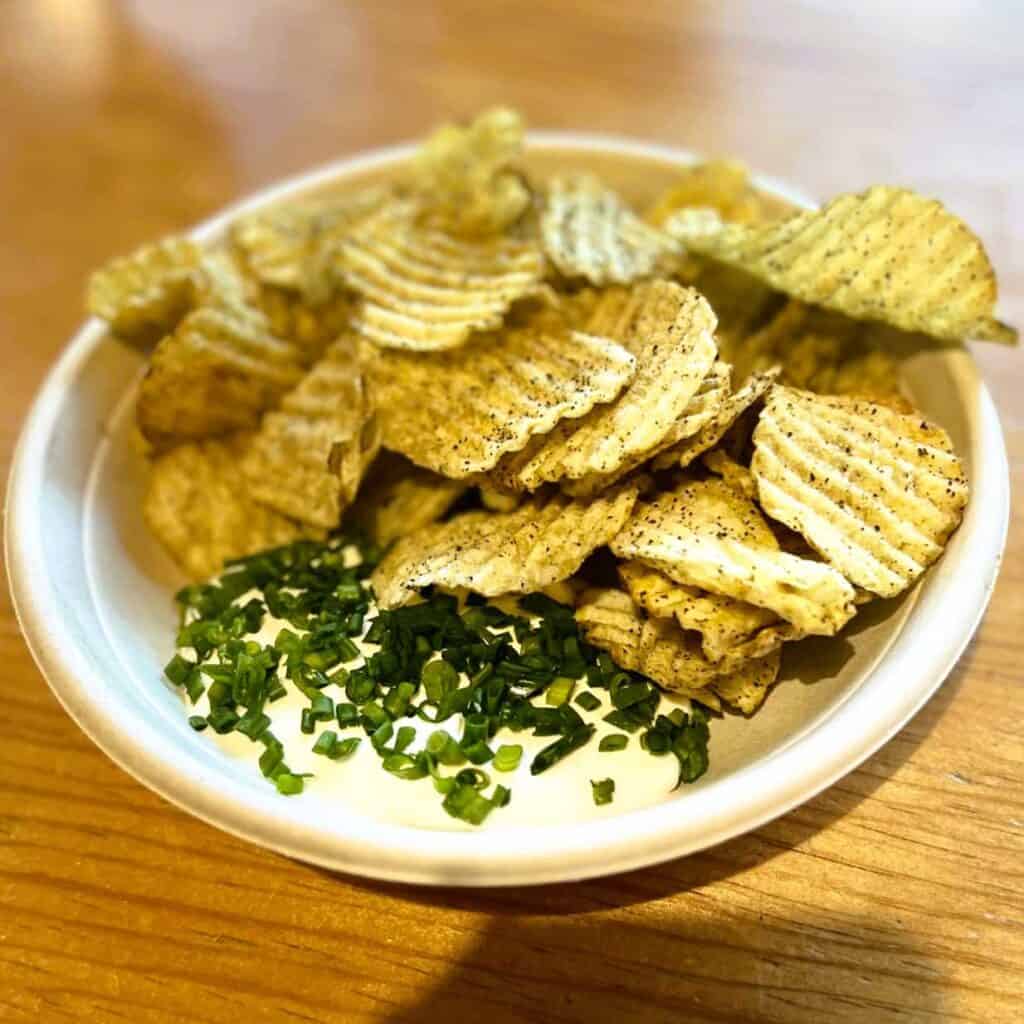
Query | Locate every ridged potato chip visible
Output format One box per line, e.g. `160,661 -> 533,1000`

412,107 -> 531,237
362,326 -> 636,478
701,448 -> 757,499
611,477 -> 857,635
487,281 -> 718,491
232,187 -> 390,294
541,175 -> 679,285
137,307 -> 306,449
257,285 -> 354,365
241,338 -> 379,528
348,453 -> 468,546
751,386 -> 969,597
87,238 -> 202,343
372,483 -> 640,608
144,433 -> 316,579
646,160 -> 792,228
618,560 -> 797,666
666,186 -> 1016,344
652,367 -> 778,471
715,299 -> 921,402
560,361 -> 732,498
575,588 -> 780,707
707,650 -> 782,714
339,205 -> 545,351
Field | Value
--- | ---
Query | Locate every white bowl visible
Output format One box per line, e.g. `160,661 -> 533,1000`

5,135 -> 1009,885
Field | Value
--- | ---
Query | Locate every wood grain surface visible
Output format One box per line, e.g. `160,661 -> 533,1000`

2,3 -> 1022,1021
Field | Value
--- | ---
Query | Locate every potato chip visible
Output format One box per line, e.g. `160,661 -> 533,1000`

560,361 -> 732,498
701,448 -> 757,499
338,206 -> 546,351
348,453 -> 468,546
618,560 -> 797,665
652,367 -> 778,471
240,338 -> 379,528
371,483 -> 640,608
487,281 -> 718,491
751,386 -> 969,597
137,307 -> 306,449
707,650 -> 782,714
665,186 -> 1017,344
646,160 -> 792,228
574,588 -> 779,706
541,175 -> 679,285
611,477 -> 857,634
87,238 -> 202,343
257,285 -> 354,365
144,432 -> 316,579
717,299 -> 919,403
362,325 -> 636,478
412,107 -> 531,237
231,186 -> 390,293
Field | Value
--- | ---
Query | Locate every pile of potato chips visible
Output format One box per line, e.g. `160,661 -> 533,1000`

88,108 -> 1014,716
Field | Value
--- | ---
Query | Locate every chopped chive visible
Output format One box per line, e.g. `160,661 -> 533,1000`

331,737 -> 361,761
394,725 -> 417,753
207,708 -> 239,734
274,772 -> 305,796
235,710 -> 271,740
599,733 -> 629,752
591,778 -> 615,805
164,654 -> 195,686
370,719 -> 394,751
382,753 -> 428,780
493,744 -> 523,773
421,659 -> 458,702
610,675 -> 652,710
312,730 -> 338,756
335,702 -> 359,727
574,691 -> 602,712
461,740 -> 494,765
545,676 -> 576,706
455,767 -> 490,790
442,781 -> 495,825
382,681 -> 416,719
187,715 -> 207,732
530,725 -> 596,776
426,730 -> 465,766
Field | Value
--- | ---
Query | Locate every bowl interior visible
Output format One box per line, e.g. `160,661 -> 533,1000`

8,136 -> 1006,882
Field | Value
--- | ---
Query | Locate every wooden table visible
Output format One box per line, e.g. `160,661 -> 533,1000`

2,3 -> 1021,1021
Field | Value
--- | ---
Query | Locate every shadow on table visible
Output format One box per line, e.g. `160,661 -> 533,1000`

352,636 -> 975,915
336,644 -> 974,1022
384,905 -> 947,1024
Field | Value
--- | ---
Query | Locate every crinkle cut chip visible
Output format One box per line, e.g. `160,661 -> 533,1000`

751,386 -> 968,597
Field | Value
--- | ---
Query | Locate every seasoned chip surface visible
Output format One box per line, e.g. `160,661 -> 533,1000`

575,588 -> 779,706
363,326 -> 636,478
241,338 -> 380,528
488,281 -> 718,491
144,433 -> 315,579
666,186 -> 1016,344
87,238 -> 202,343
751,386 -> 969,597
646,160 -> 792,228
618,560 -> 797,666
611,477 -> 857,634
541,176 -> 679,285
232,187 -> 390,293
137,307 -> 306,450
338,205 -> 545,351
348,453 -> 468,546
411,107 -> 531,237
371,484 -> 640,608
652,367 -> 778,471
